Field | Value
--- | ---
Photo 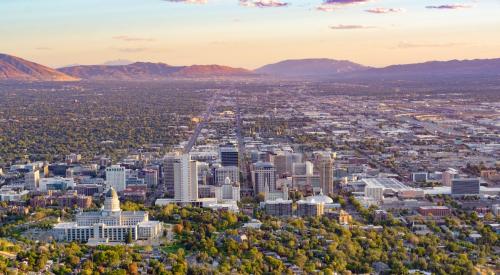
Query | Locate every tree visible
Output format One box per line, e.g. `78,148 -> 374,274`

128,262 -> 139,275
483,212 -> 494,221
256,192 -> 266,203
126,231 -> 133,244
173,224 -> 184,234
67,255 -> 80,267
293,250 -> 308,268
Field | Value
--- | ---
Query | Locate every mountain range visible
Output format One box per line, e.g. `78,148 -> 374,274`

0,53 -> 79,81
59,63 -> 253,81
344,58 -> 500,81
255,58 -> 369,77
1,53 -> 500,82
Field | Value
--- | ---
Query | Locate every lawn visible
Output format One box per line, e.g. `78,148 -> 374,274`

160,243 -> 185,254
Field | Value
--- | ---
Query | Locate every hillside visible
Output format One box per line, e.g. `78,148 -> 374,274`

255,58 -> 369,78
0,53 -> 79,81
59,63 -> 254,80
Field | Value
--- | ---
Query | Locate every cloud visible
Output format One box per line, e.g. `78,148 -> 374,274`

323,0 -> 371,4
163,0 -> 208,3
164,0 -> 290,7
426,4 -> 472,9
330,24 -> 375,30
397,42 -> 463,48
239,0 -> 289,8
113,36 -> 155,42
318,0 -> 371,11
365,7 -> 405,14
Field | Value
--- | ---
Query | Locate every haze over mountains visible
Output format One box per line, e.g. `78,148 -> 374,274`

1,53 -> 500,82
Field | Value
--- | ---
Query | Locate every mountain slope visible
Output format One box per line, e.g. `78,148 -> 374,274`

344,58 -> 500,80
0,53 -> 79,81
59,62 -> 182,80
173,65 -> 252,77
59,63 -> 254,80
255,58 -> 369,77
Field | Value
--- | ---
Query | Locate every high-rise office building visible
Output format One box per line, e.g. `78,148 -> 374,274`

219,144 -> 239,167
292,161 -> 314,176
105,165 -> 126,192
273,152 -> 302,178
319,157 -> 334,195
143,169 -> 158,187
163,153 -> 179,198
253,162 -> 276,196
25,170 -> 40,191
197,162 -> 210,186
451,178 -> 480,196
173,154 -> 198,202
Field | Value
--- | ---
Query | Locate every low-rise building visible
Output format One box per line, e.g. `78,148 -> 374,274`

339,210 -> 353,225
39,177 -> 75,192
75,184 -> 103,197
412,172 -> 428,183
0,190 -> 29,202
418,206 -> 451,217
264,199 -> 292,217
451,178 -> 480,196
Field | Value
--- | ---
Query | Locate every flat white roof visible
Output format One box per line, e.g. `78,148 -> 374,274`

362,178 -> 412,191
265,198 -> 292,204
419,206 -> 450,210
54,222 -> 78,229
138,221 -> 161,226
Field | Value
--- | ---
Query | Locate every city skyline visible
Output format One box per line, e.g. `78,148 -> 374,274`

1,0 -> 499,68
1,1 -> 499,273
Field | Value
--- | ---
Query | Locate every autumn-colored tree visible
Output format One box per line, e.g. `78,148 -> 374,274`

173,223 -> 184,234
128,262 -> 139,275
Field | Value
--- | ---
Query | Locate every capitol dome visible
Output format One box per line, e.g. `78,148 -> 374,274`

305,194 -> 334,204
104,187 -> 121,212
106,187 -> 118,198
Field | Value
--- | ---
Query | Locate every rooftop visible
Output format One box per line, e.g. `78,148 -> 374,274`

362,178 -> 412,191
419,206 -> 450,210
298,194 -> 334,204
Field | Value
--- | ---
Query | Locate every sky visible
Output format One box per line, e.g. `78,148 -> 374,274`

1,0 -> 499,69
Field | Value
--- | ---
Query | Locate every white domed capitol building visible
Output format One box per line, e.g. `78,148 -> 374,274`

54,187 -> 162,244
296,192 -> 340,217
